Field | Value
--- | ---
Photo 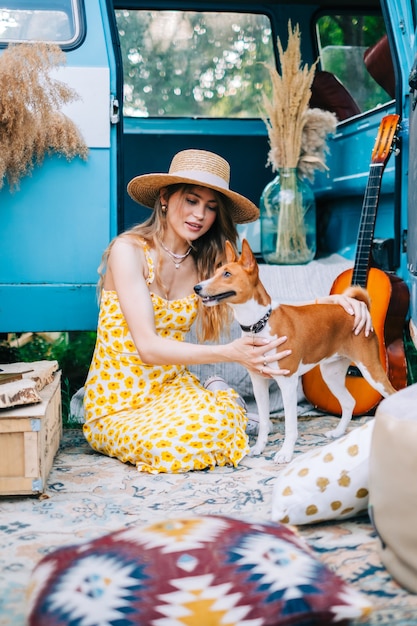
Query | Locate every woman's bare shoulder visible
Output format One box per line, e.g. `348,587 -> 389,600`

105,235 -> 150,289
111,235 -> 149,259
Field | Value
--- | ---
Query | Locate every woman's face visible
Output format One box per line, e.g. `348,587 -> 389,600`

164,185 -> 218,241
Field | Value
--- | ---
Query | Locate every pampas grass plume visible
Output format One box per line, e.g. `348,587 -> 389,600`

0,42 -> 88,190
262,21 -> 336,177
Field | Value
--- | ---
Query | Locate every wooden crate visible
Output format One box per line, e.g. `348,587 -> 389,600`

0,372 -> 62,496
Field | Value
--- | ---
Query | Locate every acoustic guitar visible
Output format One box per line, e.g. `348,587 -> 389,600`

302,113 -> 409,416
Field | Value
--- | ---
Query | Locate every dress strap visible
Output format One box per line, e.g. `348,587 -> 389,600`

139,239 -> 154,286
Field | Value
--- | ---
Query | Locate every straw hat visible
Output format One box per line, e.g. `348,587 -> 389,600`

127,149 -> 259,224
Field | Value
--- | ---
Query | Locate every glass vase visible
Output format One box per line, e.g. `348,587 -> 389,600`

260,168 -> 316,264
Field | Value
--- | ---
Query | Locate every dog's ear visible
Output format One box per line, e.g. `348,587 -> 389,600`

225,240 -> 237,262
239,239 -> 256,270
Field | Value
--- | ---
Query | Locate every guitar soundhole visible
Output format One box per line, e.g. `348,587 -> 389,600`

347,365 -> 363,378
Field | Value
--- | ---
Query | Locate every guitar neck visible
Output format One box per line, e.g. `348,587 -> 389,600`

351,163 -> 384,287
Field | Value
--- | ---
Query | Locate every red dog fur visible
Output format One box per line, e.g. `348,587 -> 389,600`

194,239 -> 395,463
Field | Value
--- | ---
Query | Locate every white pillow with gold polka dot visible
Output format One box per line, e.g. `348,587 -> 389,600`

271,419 -> 374,525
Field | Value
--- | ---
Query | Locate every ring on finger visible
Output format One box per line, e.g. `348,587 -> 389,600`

260,367 -> 264,374
263,359 -> 267,367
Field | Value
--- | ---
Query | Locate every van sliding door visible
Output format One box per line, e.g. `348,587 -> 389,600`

386,0 -> 417,336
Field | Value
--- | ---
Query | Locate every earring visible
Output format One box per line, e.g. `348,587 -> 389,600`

161,204 -> 167,213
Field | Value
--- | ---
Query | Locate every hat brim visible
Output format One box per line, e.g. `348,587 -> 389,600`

127,173 -> 259,224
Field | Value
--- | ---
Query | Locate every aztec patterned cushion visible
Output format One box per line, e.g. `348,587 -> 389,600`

26,515 -> 372,625
272,420 -> 374,525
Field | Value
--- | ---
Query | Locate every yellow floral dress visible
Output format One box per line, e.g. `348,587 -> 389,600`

83,241 -> 249,474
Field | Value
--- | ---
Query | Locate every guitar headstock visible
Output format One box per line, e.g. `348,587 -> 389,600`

371,114 -> 400,166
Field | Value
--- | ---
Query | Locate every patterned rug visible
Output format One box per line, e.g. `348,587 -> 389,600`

1,417 -> 417,626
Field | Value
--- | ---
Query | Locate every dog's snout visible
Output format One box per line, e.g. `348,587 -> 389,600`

194,284 -> 202,295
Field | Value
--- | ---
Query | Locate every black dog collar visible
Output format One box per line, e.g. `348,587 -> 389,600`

239,306 -> 272,334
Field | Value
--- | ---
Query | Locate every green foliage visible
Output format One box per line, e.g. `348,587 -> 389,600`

116,10 -> 274,118
0,332 -> 96,426
405,327 -> 417,385
317,15 -> 386,48
317,14 -> 389,112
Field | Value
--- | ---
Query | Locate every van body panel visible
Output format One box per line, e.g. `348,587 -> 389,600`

0,151 -> 111,331
397,0 -> 417,331
0,0 -> 120,331
312,103 -> 398,259
1,285 -> 98,331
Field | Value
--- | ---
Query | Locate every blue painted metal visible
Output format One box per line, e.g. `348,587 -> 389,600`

384,0 -> 417,330
312,103 -> 400,262
0,0 -> 119,332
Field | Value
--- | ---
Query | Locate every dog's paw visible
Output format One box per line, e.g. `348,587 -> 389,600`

325,426 -> 346,440
248,432 -> 268,457
273,448 -> 293,464
248,442 -> 265,457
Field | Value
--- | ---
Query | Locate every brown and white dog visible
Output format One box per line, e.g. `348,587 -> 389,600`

194,239 -> 396,463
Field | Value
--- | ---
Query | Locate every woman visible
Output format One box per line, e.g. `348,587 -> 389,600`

83,149 -> 370,474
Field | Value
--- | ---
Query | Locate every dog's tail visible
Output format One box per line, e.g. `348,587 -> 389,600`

343,286 -> 371,309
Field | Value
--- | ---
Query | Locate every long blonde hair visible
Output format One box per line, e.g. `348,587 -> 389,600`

98,184 -> 239,341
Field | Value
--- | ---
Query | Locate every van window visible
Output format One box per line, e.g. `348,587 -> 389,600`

115,10 -> 275,118
316,14 -> 392,114
0,1 -> 81,46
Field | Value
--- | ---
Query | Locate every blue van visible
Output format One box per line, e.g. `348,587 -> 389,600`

0,0 -> 416,351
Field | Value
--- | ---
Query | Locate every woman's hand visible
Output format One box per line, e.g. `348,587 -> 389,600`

229,335 -> 291,377
320,294 -> 373,336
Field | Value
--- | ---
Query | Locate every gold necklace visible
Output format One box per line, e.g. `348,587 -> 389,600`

160,240 -> 192,269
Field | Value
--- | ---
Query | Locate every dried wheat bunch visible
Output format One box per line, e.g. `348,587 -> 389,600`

260,23 -> 337,263
0,42 -> 88,190
262,21 -> 317,171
